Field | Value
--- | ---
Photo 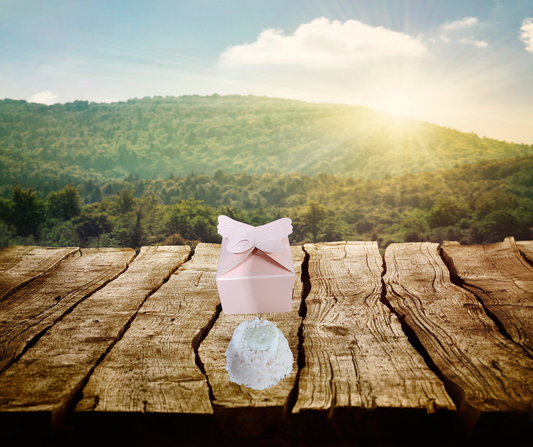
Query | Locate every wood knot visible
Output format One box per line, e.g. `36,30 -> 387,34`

322,325 -> 350,336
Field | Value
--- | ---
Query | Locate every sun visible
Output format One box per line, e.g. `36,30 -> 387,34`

373,91 -> 414,117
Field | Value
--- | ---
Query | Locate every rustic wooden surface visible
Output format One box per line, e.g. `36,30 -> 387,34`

292,241 -> 455,435
0,240 -> 532,444
76,244 -> 218,422
0,246 -> 78,302
441,237 -> 533,357
197,246 -> 305,436
384,242 -> 533,432
517,240 -> 533,264
0,246 -> 189,434
0,248 -> 134,374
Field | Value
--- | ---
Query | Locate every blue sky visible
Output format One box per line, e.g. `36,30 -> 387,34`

1,0 -> 532,144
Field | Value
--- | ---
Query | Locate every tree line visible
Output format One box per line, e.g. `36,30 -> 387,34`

2,155 -> 532,250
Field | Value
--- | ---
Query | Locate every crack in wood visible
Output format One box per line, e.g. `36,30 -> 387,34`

193,303 -> 221,404
441,239 -> 533,359
0,248 -> 136,376
292,242 -> 454,440
195,245 -> 306,436
383,242 -> 533,434
73,244 -> 214,425
0,246 -> 190,436
285,247 -> 310,421
4,242 -> 533,441
61,249 -> 187,426
0,247 -> 79,304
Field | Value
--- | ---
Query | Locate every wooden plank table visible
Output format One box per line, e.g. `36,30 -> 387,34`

0,241 -> 532,445
441,237 -> 533,357
384,242 -> 533,437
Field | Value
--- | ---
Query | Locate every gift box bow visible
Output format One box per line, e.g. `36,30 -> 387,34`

217,215 -> 294,276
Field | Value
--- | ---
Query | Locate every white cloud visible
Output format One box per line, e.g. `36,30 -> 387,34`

220,17 -> 427,69
520,18 -> 533,53
29,90 -> 58,104
441,17 -> 478,30
438,17 -> 486,48
459,38 -> 488,48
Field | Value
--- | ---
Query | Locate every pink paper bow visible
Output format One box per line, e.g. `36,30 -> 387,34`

217,215 -> 293,254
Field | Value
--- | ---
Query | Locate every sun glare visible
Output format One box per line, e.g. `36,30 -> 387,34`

374,92 -> 414,117
364,79 -> 447,121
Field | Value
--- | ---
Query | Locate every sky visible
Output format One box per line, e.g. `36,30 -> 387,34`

1,0 -> 533,144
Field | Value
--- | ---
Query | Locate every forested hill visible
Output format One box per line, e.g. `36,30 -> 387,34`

1,95 -> 532,195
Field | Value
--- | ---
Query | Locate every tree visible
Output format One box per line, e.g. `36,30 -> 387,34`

218,204 -> 247,223
300,201 -> 328,243
162,233 -> 186,245
114,206 -> 146,249
473,191 -> 518,219
47,184 -> 81,221
166,200 -> 218,242
0,219 -> 16,248
115,189 -> 136,214
395,210 -> 429,243
73,213 -> 112,247
475,210 -> 529,243
427,198 -> 470,229
0,197 -> 9,223
7,185 -> 46,238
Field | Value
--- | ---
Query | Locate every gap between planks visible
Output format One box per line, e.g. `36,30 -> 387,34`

292,241 -> 455,439
196,246 -> 306,437
383,241 -> 533,435
0,246 -> 190,436
3,241 -> 532,440
76,244 -> 309,437
0,246 -> 78,303
0,248 -> 135,375
441,237 -> 533,359
0,242 -> 456,439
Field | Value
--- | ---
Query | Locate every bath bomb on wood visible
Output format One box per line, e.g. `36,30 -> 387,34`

226,317 -> 293,390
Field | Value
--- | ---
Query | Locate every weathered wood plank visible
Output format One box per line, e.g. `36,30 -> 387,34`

517,240 -> 533,264
197,246 -> 305,436
0,246 -> 77,302
0,246 -> 43,273
0,245 -> 189,434
441,237 -> 533,357
292,242 -> 454,434
75,243 -> 216,422
383,242 -> 533,432
0,248 -> 134,374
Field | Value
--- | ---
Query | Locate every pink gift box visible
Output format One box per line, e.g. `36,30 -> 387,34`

216,216 -> 295,315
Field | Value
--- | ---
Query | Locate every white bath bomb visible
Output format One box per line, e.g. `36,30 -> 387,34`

226,317 -> 293,390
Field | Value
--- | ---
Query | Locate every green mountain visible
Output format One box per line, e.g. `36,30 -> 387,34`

1,95 -> 532,198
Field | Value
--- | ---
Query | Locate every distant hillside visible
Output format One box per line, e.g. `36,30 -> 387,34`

1,94 -> 532,196
94,153 -> 533,208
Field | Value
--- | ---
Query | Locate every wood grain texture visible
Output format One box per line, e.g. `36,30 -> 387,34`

384,242 -> 533,431
0,246 -> 43,273
292,242 -> 454,432
0,245 -> 189,434
442,237 -> 533,357
197,246 -> 305,436
76,243 -> 217,424
0,248 -> 134,374
0,246 -> 77,302
517,240 -> 533,264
